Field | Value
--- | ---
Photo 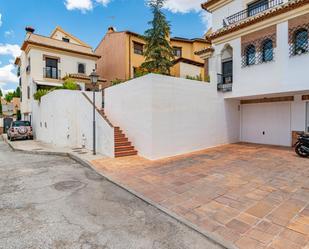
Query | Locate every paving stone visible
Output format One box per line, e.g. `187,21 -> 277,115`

236,213 -> 260,226
214,226 -> 241,243
255,220 -> 283,236
279,228 -> 308,246
269,237 -> 303,249
226,219 -> 251,234
247,228 -> 275,244
287,217 -> 309,235
213,206 -> 240,225
246,201 -> 275,218
235,236 -> 266,249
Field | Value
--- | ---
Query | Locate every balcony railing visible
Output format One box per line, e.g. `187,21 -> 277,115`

217,73 -> 233,92
43,67 -> 61,80
223,0 -> 283,27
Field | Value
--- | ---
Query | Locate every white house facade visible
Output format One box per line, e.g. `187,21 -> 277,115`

200,0 -> 309,146
15,26 -> 104,122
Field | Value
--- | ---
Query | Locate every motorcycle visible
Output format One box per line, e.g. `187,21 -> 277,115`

295,132 -> 309,158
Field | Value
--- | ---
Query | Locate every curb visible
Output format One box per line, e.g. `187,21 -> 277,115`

2,135 -> 234,249
2,135 -> 68,157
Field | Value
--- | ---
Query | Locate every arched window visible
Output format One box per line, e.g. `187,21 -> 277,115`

294,28 -> 308,55
245,44 -> 256,65
78,63 -> 86,74
262,39 -> 273,62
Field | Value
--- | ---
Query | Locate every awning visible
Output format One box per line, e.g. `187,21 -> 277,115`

33,80 -> 63,87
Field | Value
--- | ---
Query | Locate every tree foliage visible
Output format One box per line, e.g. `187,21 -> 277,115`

33,89 -> 51,102
5,92 -> 15,103
15,87 -> 21,98
141,0 -> 174,75
3,87 -> 21,103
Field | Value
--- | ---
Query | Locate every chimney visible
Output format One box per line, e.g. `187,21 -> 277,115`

25,26 -> 35,33
107,27 -> 115,33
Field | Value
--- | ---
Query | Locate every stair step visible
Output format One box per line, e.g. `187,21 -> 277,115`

115,146 -> 135,152
115,141 -> 131,147
114,130 -> 123,135
115,137 -> 128,143
115,134 -> 126,139
115,150 -> 137,157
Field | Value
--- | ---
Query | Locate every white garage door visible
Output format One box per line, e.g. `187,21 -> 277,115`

241,102 -> 291,146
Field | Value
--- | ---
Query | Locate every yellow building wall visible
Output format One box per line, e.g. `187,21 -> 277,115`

124,34 -> 208,80
127,35 -> 147,78
170,40 -> 207,63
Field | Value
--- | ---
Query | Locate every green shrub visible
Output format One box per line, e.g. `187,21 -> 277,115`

33,89 -> 51,102
185,75 -> 203,81
33,78 -> 80,102
111,78 -> 125,86
62,78 -> 80,90
134,67 -> 149,78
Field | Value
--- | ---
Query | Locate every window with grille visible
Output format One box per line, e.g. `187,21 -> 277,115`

262,39 -> 273,62
245,44 -> 256,66
294,28 -> 308,55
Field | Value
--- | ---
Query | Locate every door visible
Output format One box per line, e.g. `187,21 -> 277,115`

306,102 -> 309,132
241,102 -> 291,146
222,60 -> 233,83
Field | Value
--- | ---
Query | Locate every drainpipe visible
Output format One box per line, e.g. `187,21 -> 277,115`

129,34 -> 131,79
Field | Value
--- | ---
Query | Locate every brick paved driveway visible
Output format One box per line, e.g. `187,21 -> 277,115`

92,143 -> 309,249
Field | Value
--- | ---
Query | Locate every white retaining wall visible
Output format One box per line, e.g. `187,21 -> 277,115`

105,74 -> 240,160
32,90 -> 114,157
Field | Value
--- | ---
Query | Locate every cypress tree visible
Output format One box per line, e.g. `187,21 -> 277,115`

141,0 -> 174,75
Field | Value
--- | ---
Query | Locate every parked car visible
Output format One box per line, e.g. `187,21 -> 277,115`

7,121 -> 33,141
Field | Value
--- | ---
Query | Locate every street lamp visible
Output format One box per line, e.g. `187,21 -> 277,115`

89,70 -> 99,155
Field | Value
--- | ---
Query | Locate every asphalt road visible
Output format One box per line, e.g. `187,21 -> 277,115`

0,138 -> 223,249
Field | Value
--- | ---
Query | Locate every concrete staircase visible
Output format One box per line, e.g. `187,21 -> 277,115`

99,109 -> 137,158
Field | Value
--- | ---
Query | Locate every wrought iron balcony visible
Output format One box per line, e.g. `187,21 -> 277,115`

43,67 -> 61,80
223,0 -> 283,27
217,73 -> 233,92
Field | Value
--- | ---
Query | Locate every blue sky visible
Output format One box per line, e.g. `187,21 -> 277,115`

0,0 -> 211,94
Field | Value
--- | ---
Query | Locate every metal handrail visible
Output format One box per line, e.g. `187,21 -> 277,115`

224,0 -> 283,26
43,67 -> 61,80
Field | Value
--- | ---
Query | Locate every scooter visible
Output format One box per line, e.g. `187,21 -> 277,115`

295,133 -> 309,158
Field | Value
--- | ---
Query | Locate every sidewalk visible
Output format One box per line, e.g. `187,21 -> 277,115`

1,135 -> 106,168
